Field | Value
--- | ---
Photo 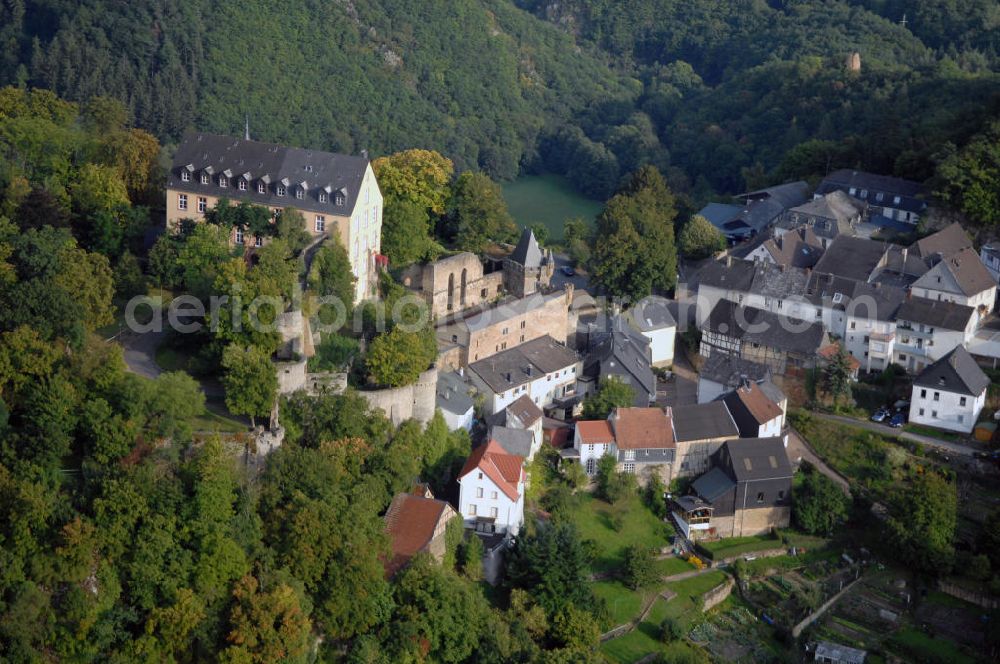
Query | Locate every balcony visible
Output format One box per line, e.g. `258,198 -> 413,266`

869,331 -> 895,342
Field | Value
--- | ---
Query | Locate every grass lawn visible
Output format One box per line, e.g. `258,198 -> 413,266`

601,593 -> 707,664
501,174 -> 603,240
656,556 -> 696,576
191,400 -> 247,434
592,580 -> 648,629
903,423 -> 967,443
699,534 -> 780,560
571,494 -> 672,574
888,627 -> 977,664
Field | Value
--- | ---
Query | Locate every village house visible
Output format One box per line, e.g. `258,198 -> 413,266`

739,226 -> 824,269
467,335 -> 580,416
166,132 -> 383,303
671,401 -> 740,479
671,437 -> 792,541
893,297 -> 977,373
383,487 -> 460,577
708,181 -> 811,241
696,354 -> 771,404
722,382 -> 785,439
458,439 -> 525,536
486,394 -> 544,457
980,243 -> 1000,283
814,169 -> 927,225
910,247 -> 996,317
911,222 -> 973,262
623,295 -> 677,367
700,300 -> 829,376
436,370 -> 475,431
908,346 -> 989,434
581,317 -> 657,407
566,407 -> 676,484
775,190 -> 863,249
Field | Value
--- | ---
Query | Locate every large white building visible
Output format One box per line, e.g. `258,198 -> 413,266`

467,335 -> 579,415
457,440 -> 525,536
893,297 -> 977,374
908,346 -> 989,434
166,132 -> 383,303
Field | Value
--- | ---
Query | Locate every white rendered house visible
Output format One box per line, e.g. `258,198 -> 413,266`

458,440 -> 525,536
624,296 -> 677,367
467,335 -> 579,416
908,346 -> 989,434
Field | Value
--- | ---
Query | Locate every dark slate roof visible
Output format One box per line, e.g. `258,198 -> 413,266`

816,169 -> 927,214
505,394 -> 544,428
748,261 -> 809,299
696,258 -> 758,292
509,228 -> 543,268
724,437 -> 793,481
587,318 -> 656,404
469,335 -> 578,394
812,236 -> 888,282
737,181 -> 812,209
436,371 -> 475,416
896,297 -> 975,332
697,203 -> 744,229
845,281 -> 907,322
698,354 -> 770,386
626,296 -> 677,332
488,426 -> 534,458
168,131 -> 369,217
911,223 -> 972,260
691,467 -> 736,502
704,300 -> 827,355
673,401 -> 739,442
912,345 -> 989,397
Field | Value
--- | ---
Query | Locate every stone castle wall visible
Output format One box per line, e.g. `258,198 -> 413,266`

357,367 -> 439,426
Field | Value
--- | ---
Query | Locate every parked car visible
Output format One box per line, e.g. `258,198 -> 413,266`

871,407 -> 890,423
889,412 -> 906,428
560,265 -> 575,277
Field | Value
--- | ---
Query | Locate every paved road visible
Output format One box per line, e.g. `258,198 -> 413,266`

810,411 -> 979,458
120,329 -> 166,380
658,351 -> 698,408
785,427 -> 851,494
550,252 -> 591,292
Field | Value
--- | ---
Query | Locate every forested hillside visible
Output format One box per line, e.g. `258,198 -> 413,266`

3,0 -> 1000,201
0,0 -> 628,179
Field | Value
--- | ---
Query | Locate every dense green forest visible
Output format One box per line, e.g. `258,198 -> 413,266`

3,0 -> 999,206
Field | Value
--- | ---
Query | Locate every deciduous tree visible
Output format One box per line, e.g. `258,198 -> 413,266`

221,344 -> 276,428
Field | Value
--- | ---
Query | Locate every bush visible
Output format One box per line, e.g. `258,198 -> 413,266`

623,544 -> 659,589
660,616 -> 684,642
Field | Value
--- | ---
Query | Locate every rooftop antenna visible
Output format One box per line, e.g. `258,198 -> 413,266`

244,114 -> 250,141
899,13 -> 907,29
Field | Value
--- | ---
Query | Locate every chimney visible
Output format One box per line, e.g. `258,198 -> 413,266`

361,148 -> 369,161
726,255 -> 733,268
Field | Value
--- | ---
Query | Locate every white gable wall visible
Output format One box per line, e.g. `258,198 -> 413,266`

909,386 -> 985,434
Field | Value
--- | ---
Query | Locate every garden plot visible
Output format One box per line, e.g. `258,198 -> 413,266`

690,603 -> 782,663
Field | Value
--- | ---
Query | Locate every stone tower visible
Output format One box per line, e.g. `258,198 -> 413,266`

846,52 -> 861,73
503,228 -> 554,298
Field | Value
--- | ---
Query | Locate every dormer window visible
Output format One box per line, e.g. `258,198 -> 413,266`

238,179 -> 247,192
875,192 -> 884,202
893,195 -> 901,205
257,182 -> 266,194
304,165 -> 313,173
219,176 -> 228,188
860,189 -> 868,198
319,192 -> 328,203
201,173 -> 209,185
296,188 -> 304,200
334,193 -> 345,206
181,170 -> 191,182
276,185 -> 286,197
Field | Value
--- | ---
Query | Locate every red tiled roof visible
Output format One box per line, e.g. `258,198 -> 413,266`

611,407 -> 675,450
383,493 -> 455,576
819,343 -> 862,370
732,383 -> 783,425
459,439 -> 523,501
576,420 -> 614,444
